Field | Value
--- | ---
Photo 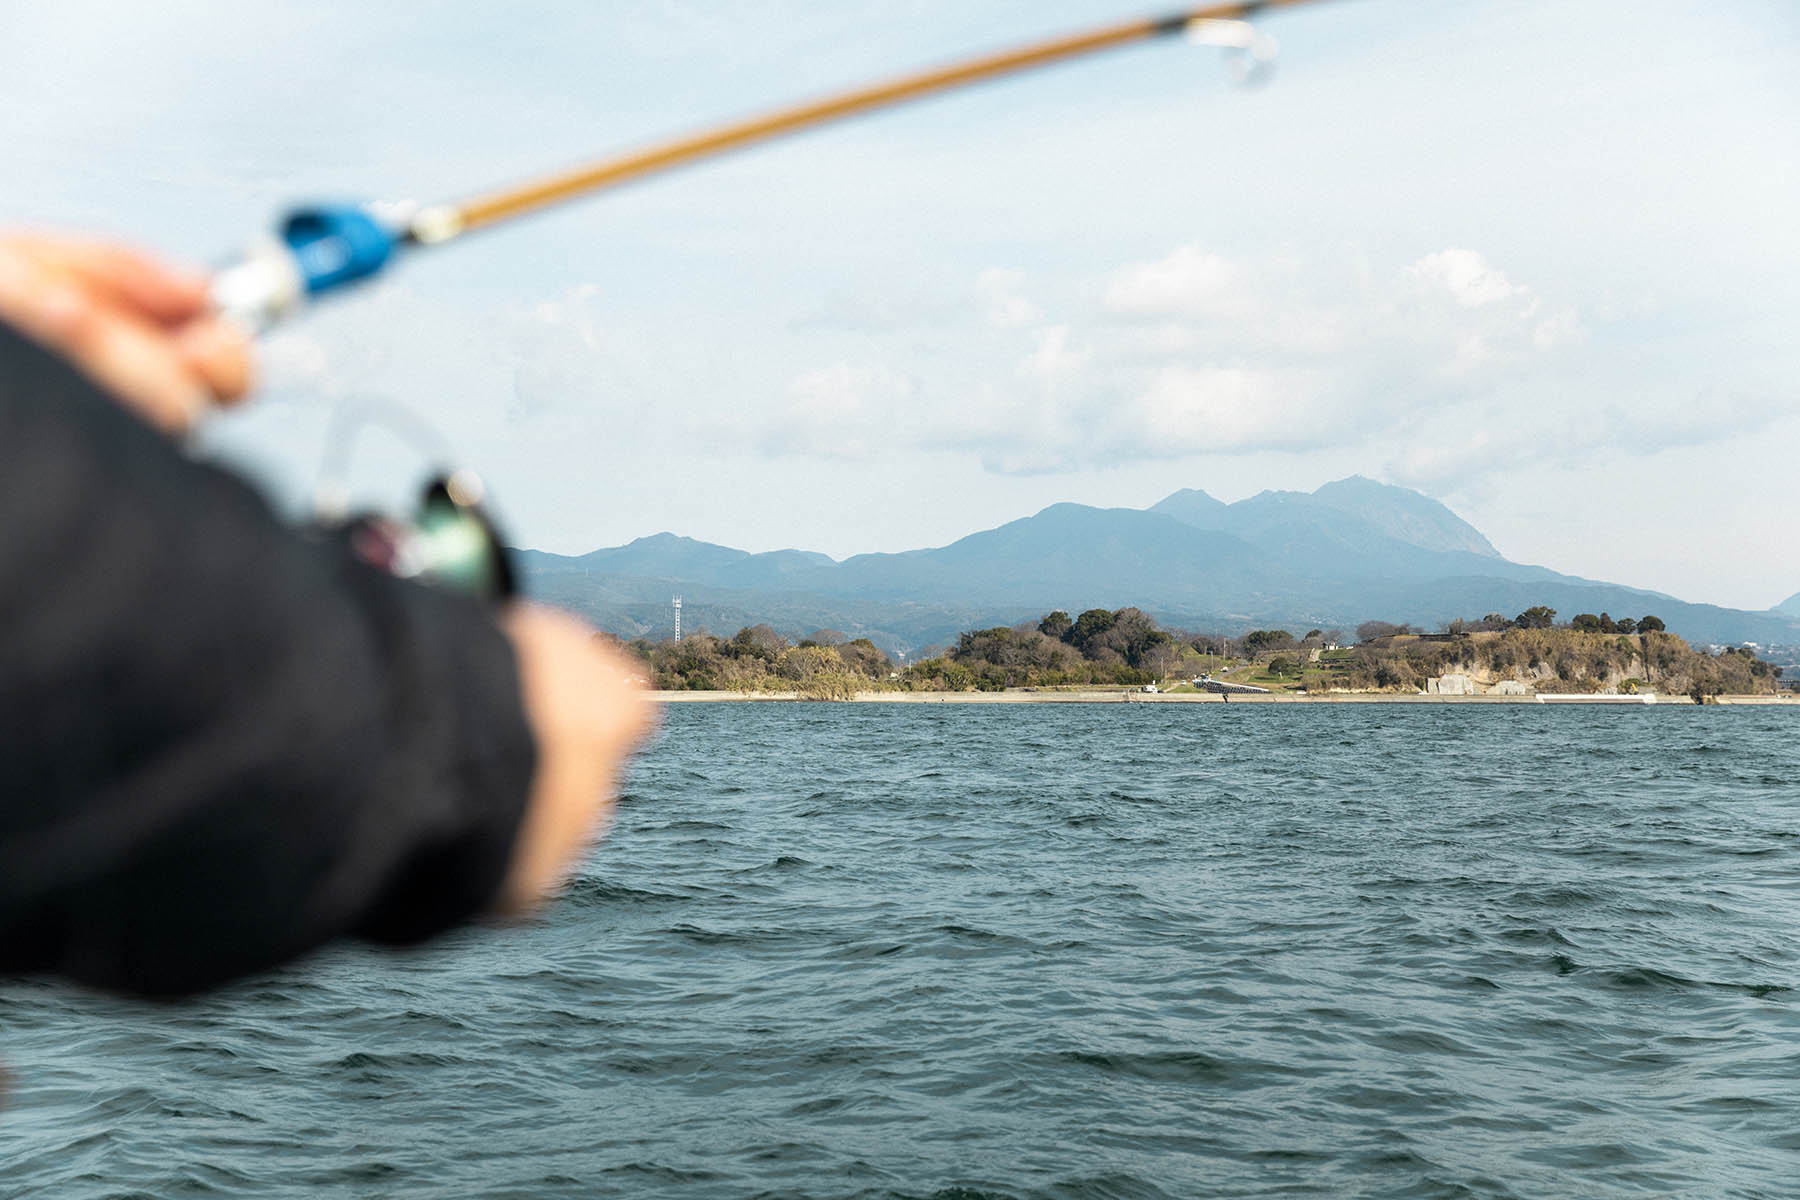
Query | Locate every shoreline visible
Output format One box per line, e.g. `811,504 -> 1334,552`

652,690 -> 1800,706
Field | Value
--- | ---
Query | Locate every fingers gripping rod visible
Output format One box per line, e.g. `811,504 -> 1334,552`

209,0 -> 1319,332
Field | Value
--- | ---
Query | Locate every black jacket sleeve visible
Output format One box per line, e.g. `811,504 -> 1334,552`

0,322 -> 537,997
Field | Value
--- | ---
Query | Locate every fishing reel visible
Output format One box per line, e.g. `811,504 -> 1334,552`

320,471 -> 516,607
309,403 -> 516,607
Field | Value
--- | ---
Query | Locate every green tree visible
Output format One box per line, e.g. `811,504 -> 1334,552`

837,638 -> 892,676
1038,610 -> 1073,640
1095,608 -> 1162,666
1244,629 -> 1295,654
1571,613 -> 1603,632
1615,617 -> 1637,634
731,624 -> 789,660
1516,606 -> 1557,630
1068,608 -> 1117,650
1130,628 -> 1173,670
1638,615 -> 1666,632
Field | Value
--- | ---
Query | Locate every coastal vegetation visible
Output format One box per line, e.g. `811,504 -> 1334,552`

1332,626 -> 1776,698
616,604 -> 1785,699
1320,608 -> 1783,697
615,625 -> 897,698
907,609 -> 1183,691
921,606 -> 1782,698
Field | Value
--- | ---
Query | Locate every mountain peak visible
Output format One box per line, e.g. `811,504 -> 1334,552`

1154,487 -> 1223,505
1308,476 -> 1499,558
1148,487 -> 1230,530
575,532 -> 749,573
1774,590 -> 1800,618
1032,501 -> 1105,519
627,532 -> 710,548
1147,477 -> 1498,559
1314,474 -> 1384,494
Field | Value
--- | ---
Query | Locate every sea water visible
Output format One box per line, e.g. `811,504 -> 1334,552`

3,705 -> 1798,1198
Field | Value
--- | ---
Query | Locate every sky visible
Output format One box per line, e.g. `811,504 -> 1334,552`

4,0 -> 1797,610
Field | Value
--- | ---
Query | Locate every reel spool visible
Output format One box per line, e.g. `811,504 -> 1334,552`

327,471 -> 517,607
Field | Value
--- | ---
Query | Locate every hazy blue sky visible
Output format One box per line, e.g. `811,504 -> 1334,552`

5,1 -> 1796,610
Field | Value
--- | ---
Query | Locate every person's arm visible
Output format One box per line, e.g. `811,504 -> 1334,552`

0,238 -> 651,997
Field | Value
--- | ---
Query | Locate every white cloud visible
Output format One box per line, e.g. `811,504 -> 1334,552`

1403,248 -> 1524,308
475,240 -> 1718,496
1381,388 -> 1793,492
1384,248 -> 1581,384
1103,244 -> 1248,320
975,268 -> 1041,329
1531,308 -> 1583,350
1017,324 -> 1090,384
1121,364 -> 1335,455
508,283 -> 628,424
755,363 -> 917,460
760,243 -> 1614,476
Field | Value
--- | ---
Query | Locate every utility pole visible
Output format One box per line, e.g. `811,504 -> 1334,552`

672,595 -> 683,644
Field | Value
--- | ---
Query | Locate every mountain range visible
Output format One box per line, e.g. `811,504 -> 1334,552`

517,476 -> 1800,655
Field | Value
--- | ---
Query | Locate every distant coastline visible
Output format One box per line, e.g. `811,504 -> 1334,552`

654,689 -> 1799,706
625,608 -> 1791,702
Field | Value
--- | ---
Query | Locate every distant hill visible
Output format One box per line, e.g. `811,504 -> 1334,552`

517,477 -> 1800,654
1774,591 -> 1800,619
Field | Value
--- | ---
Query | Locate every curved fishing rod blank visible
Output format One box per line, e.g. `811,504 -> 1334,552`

209,0 -> 1331,333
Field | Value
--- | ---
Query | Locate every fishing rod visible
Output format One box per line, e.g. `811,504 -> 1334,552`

216,1 -> 1330,601
209,0 -> 1324,334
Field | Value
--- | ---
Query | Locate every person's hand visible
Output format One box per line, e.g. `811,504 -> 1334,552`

497,605 -> 657,913
0,231 -> 251,433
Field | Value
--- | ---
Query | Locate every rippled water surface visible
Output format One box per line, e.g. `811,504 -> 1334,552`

5,705 -> 1800,1198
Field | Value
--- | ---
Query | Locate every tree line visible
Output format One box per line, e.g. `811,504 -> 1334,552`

899,610 -> 1343,691
614,604 -> 1781,698
615,625 -> 896,698
1355,607 -> 1666,641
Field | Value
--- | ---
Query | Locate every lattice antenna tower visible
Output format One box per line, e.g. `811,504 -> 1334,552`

672,595 -> 683,643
